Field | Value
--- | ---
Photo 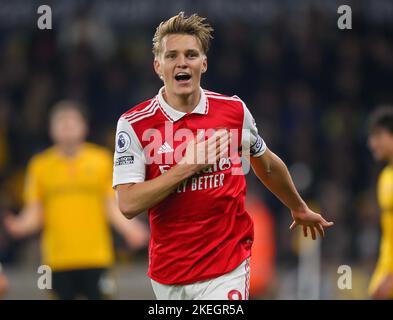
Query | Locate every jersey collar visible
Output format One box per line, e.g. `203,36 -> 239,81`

157,87 -> 208,122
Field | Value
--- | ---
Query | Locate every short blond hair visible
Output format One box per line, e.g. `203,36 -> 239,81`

152,12 -> 214,57
50,100 -> 89,123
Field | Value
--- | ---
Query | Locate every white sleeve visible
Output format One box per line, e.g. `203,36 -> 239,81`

112,117 -> 146,188
241,101 -> 267,157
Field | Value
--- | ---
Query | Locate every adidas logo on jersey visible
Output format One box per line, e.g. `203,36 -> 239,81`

157,142 -> 174,154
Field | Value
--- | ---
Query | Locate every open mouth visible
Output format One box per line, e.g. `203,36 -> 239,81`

174,73 -> 192,81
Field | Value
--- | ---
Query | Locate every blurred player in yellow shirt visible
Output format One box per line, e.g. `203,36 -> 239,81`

4,101 -> 149,300
368,106 -> 393,299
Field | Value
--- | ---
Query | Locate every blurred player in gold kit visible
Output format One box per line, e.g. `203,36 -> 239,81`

4,101 -> 149,300
368,106 -> 393,299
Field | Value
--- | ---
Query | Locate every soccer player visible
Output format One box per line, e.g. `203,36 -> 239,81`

4,101 -> 149,300
113,12 -> 333,300
368,107 -> 393,299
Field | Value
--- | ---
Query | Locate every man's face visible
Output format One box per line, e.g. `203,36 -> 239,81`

368,127 -> 393,161
50,108 -> 87,146
154,34 -> 207,97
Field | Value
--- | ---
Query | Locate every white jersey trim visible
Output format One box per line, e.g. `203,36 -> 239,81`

128,102 -> 159,124
125,98 -> 157,121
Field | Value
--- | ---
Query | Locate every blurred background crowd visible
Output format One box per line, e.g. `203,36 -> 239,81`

1,0 -> 393,299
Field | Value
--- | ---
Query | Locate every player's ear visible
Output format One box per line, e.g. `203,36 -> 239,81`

202,55 -> 208,74
153,58 -> 163,80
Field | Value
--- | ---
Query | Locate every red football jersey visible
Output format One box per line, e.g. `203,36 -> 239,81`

113,87 -> 266,285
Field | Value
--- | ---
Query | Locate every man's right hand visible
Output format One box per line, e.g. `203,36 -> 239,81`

3,212 -> 23,238
3,203 -> 43,239
179,129 -> 231,172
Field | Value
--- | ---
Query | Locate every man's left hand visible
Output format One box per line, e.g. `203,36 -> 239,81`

289,208 -> 334,240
